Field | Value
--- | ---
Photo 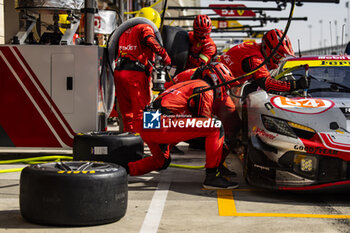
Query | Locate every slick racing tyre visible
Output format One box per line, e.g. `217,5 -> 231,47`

20,161 -> 127,226
161,25 -> 189,74
73,131 -> 144,168
243,142 -> 253,185
244,139 -> 276,189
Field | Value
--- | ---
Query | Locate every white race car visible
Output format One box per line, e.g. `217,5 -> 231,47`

233,55 -> 350,190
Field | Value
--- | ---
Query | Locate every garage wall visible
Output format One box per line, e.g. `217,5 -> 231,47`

4,0 -> 18,44
0,0 -> 4,44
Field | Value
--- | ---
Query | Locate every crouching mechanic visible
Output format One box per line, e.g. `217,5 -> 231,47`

216,29 -> 310,93
164,63 -> 240,150
127,65 -> 239,189
114,7 -> 171,133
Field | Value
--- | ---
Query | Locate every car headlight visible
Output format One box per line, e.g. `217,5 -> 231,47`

261,115 -> 316,139
261,115 -> 297,138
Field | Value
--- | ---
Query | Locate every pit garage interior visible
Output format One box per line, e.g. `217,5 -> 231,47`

1,0 -> 350,233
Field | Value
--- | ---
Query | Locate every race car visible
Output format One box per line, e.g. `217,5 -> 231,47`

233,55 -> 350,190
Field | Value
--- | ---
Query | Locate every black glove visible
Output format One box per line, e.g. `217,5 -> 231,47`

291,76 -> 310,91
191,65 -> 206,80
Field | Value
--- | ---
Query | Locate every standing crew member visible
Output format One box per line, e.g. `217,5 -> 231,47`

216,29 -> 309,92
114,7 -> 171,133
126,65 -> 239,189
215,29 -> 310,148
185,15 -> 217,69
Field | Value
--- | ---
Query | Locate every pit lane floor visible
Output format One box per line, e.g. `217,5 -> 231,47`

1,144 -> 350,233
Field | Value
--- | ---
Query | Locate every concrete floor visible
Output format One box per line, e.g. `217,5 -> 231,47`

0,144 -> 350,233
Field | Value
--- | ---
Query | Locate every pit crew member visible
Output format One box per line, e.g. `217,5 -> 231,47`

185,15 -> 217,69
127,64 -> 238,189
114,7 -> 171,133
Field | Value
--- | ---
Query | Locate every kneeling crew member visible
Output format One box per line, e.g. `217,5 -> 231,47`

127,65 -> 238,189
164,63 -> 240,153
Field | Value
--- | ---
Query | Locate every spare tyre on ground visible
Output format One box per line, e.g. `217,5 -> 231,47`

20,161 -> 127,226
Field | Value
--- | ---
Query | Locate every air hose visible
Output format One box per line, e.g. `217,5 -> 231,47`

0,155 -> 204,173
169,164 -> 204,169
0,168 -> 24,173
0,156 -> 73,165
0,156 -> 73,173
189,0 -> 297,99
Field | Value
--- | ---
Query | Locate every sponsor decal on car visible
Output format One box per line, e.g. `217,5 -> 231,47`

293,145 -> 338,155
252,126 -> 276,139
283,57 -> 350,68
270,96 -> 334,114
318,55 -> 350,60
320,60 -> 350,66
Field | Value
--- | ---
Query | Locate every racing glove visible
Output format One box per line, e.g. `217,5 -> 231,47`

290,76 -> 310,91
188,54 -> 205,67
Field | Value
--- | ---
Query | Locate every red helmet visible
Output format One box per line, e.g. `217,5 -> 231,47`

193,15 -> 212,40
261,29 -> 295,69
201,62 -> 235,100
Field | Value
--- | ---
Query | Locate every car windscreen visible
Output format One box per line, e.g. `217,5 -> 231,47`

289,66 -> 350,97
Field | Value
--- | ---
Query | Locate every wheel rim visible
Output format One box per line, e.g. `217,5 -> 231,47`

30,161 -> 120,172
85,131 -> 131,136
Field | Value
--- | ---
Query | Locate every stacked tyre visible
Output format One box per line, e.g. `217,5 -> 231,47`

73,131 -> 144,168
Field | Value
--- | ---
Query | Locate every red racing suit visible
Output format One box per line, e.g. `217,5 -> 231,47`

164,67 -> 197,89
164,67 -> 237,143
185,31 -> 217,69
216,41 -> 292,92
114,23 -> 171,133
128,80 -> 225,176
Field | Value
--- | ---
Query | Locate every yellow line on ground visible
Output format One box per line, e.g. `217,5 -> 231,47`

217,190 -> 350,219
217,190 -> 237,216
234,213 -> 350,218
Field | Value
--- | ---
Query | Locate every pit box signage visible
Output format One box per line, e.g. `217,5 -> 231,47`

209,4 -> 256,17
